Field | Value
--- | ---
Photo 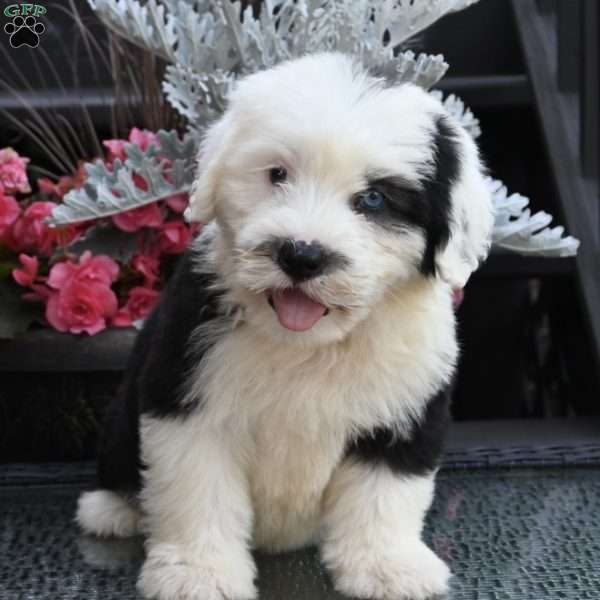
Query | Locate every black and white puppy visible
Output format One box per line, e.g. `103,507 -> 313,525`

77,53 -> 493,600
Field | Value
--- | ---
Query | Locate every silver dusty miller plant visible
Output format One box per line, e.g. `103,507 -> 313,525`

49,0 -> 578,257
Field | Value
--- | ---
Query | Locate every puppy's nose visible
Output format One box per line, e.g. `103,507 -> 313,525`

277,240 -> 327,281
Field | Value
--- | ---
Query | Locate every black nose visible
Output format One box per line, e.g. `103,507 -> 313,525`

277,240 -> 327,281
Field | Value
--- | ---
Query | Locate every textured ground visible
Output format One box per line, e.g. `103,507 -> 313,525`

1,467 -> 599,599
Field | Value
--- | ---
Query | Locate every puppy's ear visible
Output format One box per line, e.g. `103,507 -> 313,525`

434,117 -> 494,288
186,113 -> 236,223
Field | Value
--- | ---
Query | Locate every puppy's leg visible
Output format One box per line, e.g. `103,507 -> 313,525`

138,416 -> 256,600
321,461 -> 449,600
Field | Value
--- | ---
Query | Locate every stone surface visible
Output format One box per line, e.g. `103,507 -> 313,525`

1,468 -> 599,599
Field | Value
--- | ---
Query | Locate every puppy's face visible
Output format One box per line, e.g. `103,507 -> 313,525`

189,53 -> 493,345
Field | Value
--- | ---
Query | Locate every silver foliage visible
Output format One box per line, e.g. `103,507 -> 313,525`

48,0 -> 579,257
88,0 -> 177,61
89,0 -> 474,116
48,130 -> 198,226
379,51 -> 449,89
162,65 -> 236,131
488,178 -> 579,256
430,90 -> 481,139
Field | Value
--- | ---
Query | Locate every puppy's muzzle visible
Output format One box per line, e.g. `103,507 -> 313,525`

277,240 -> 327,282
263,237 -> 350,283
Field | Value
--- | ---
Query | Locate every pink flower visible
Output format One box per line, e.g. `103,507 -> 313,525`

46,280 -> 118,335
103,139 -> 127,163
47,251 -> 119,290
0,148 -> 30,194
0,189 -> 21,240
11,202 -> 57,255
165,193 -> 189,214
53,223 -> 84,249
103,128 -> 159,164
12,254 -> 39,287
12,254 -> 49,302
132,254 -> 160,287
74,253 -> 120,285
158,221 -> 192,255
162,169 -> 189,214
133,174 -> 149,192
112,202 -> 163,233
38,165 -> 87,200
9,201 -> 79,255
113,287 -> 160,327
45,252 -> 120,335
128,128 -> 158,152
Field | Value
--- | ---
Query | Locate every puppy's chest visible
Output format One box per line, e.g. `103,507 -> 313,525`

245,385 -> 348,550
198,320 -> 453,547
205,321 -> 443,432
249,402 -> 346,515
202,334 -> 363,533
240,353 -> 351,520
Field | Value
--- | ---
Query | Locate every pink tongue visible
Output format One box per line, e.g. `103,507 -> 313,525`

272,289 -> 327,332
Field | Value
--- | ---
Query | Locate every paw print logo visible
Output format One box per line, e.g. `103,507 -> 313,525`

4,15 -> 45,48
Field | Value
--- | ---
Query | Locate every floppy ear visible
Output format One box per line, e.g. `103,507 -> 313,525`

185,113 -> 237,223
435,119 -> 494,288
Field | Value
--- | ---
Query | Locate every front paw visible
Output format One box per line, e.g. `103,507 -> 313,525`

138,542 -> 257,600
325,539 -> 450,600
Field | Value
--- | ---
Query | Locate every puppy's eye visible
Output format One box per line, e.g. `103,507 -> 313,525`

355,189 -> 387,212
269,167 -> 287,185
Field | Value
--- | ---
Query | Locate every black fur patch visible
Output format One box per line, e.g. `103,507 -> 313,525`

346,388 -> 451,476
360,175 -> 428,230
97,246 -> 229,492
136,253 -> 227,419
363,116 -> 460,276
419,116 -> 460,275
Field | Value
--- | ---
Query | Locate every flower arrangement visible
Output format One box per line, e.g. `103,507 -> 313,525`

0,129 -> 200,338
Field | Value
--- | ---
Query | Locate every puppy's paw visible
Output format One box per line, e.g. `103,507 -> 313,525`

138,543 -> 257,600
326,539 -> 450,600
76,490 -> 140,538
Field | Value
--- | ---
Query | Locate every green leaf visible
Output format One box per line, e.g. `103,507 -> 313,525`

0,280 -> 44,339
0,244 -> 17,261
0,246 -> 19,281
68,224 -> 139,263
0,261 -> 17,281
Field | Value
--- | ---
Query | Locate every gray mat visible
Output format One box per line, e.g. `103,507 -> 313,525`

1,468 -> 599,599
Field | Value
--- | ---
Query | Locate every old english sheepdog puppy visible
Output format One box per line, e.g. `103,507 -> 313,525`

77,52 -> 493,600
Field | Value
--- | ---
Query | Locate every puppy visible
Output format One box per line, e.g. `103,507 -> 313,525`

77,53 -> 493,600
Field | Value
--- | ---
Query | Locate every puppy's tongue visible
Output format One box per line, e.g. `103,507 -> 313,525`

272,289 -> 327,332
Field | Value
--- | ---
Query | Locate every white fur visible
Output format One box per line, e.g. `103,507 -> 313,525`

134,274 -> 456,598
137,416 -> 257,600
321,464 -> 450,599
83,53 -> 493,599
76,490 -> 140,538
190,53 -> 493,309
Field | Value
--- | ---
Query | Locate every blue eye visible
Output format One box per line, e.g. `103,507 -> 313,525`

356,189 -> 386,212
